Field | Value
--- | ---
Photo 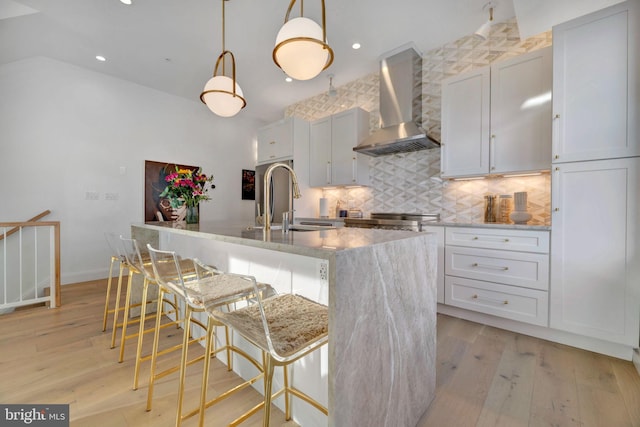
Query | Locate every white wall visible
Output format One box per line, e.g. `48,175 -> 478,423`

0,56 -> 261,284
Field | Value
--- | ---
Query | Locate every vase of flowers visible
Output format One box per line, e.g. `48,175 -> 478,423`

159,167 -> 214,224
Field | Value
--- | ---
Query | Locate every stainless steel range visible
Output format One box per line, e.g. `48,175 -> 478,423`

344,212 -> 441,231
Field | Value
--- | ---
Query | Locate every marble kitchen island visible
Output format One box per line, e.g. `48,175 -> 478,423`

131,221 -> 437,427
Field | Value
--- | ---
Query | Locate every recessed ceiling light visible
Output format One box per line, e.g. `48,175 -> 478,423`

95,55 -> 106,62
285,77 -> 292,83
120,0 -> 132,5
352,42 -> 361,50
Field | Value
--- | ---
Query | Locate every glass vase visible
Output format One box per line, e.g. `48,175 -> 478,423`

186,205 -> 199,224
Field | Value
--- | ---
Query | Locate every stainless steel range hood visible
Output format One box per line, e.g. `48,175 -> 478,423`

354,45 -> 440,157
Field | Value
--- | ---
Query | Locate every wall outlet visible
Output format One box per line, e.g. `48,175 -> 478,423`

317,260 -> 328,284
105,192 -> 119,201
85,191 -> 99,200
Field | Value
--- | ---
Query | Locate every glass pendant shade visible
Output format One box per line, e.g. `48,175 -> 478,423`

273,0 -> 334,81
200,0 -> 246,117
200,75 -> 245,117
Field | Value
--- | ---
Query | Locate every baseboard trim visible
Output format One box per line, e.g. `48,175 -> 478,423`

62,268 -> 109,285
633,348 -> 640,375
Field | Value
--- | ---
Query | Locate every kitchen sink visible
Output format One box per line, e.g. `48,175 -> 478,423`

247,225 -> 335,232
289,224 -> 337,232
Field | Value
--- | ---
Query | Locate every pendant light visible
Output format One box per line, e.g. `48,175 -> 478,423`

474,2 -> 494,40
273,0 -> 334,81
200,0 -> 246,117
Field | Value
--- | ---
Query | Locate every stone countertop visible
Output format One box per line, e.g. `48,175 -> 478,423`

136,221 -> 426,259
295,217 -> 551,231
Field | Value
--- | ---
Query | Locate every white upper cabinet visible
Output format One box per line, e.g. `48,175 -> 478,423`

441,47 -> 552,178
441,67 -> 491,178
552,0 -> 640,163
491,48 -> 552,173
309,108 -> 370,187
257,117 -> 297,164
309,116 -> 332,186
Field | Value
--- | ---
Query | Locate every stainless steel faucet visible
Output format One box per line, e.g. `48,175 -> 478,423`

263,162 -> 301,231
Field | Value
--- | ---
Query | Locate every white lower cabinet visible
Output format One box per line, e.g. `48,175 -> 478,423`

446,246 -> 549,291
550,157 -> 640,347
445,276 -> 549,327
444,227 -> 550,326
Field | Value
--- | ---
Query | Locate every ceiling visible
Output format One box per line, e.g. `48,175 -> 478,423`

0,0 -> 520,123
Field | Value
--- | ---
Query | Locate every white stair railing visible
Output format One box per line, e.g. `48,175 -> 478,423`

0,211 -> 60,311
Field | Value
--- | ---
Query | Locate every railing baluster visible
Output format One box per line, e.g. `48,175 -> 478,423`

2,227 -> 6,307
0,214 -> 60,311
19,226 -> 23,304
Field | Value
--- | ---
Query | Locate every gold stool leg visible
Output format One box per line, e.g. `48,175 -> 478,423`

133,277 -> 150,390
174,293 -> 181,329
197,316 -> 215,427
263,355 -> 275,427
284,364 -> 291,421
175,304 -> 193,425
118,270 -> 135,362
110,264 -> 126,349
102,256 -> 117,331
146,286 -> 166,411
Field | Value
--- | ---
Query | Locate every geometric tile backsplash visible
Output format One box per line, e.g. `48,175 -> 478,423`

286,18 -> 553,225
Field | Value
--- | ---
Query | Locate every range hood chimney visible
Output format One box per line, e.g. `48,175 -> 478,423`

354,45 -> 440,157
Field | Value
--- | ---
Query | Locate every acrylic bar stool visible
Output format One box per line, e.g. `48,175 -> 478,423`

118,237 -> 182,384
205,273 -> 329,427
102,232 -> 126,335
146,245 -> 269,426
102,232 -> 157,351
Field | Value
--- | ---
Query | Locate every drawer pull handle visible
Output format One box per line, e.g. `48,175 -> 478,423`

472,294 -> 509,305
472,263 -> 509,271
269,141 -> 276,145
471,237 -> 510,243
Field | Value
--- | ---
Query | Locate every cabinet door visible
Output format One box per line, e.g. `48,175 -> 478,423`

257,118 -> 294,164
491,47 -> 552,174
309,117 -> 332,187
552,1 -> 640,163
441,67 -> 491,178
550,158 -> 640,346
331,109 -> 360,185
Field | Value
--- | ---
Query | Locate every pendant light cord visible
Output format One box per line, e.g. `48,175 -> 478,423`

221,0 -> 226,75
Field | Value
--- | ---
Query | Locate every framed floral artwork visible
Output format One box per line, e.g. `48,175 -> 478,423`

144,160 -> 199,222
242,169 -> 255,200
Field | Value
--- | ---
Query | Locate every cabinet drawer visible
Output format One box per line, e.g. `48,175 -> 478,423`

446,246 -> 549,290
445,276 -> 549,326
446,227 -> 549,253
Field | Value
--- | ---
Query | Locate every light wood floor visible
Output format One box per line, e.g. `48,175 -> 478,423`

1,279 -> 639,427
418,312 -> 640,427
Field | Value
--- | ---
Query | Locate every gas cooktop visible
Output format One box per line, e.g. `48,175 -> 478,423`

344,212 -> 441,231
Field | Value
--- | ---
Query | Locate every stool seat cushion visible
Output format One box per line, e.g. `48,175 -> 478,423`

216,294 -> 328,358
144,258 -> 196,283
181,275 -> 258,307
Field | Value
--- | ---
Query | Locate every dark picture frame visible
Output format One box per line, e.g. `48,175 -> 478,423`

144,160 -> 200,222
241,169 -> 256,200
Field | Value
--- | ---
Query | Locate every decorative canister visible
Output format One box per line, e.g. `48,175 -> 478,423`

484,195 -> 497,223
497,194 -> 513,223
